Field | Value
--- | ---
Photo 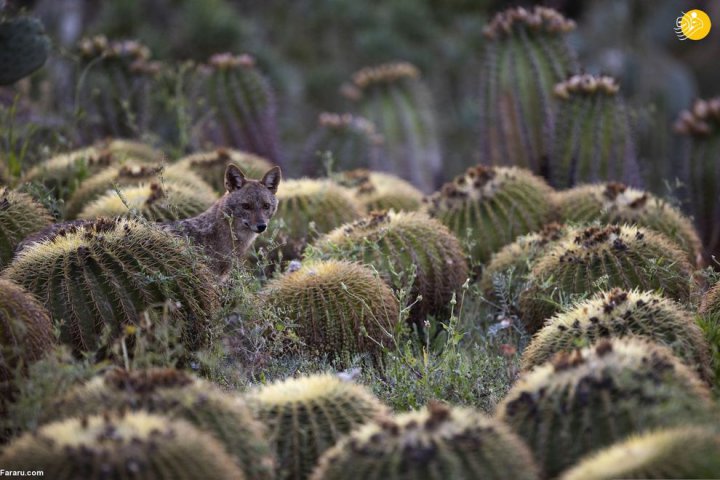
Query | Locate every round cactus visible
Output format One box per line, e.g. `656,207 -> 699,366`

496,338 -> 713,478
77,181 -> 216,222
261,260 -> 399,364
248,373 -> 388,480
310,401 -> 540,480
556,183 -> 702,265
519,224 -> 693,333
0,411 -> 245,479
43,368 -> 274,480
560,426 -> 720,480
97,138 -> 164,163
3,218 -> 219,353
313,211 -> 468,326
0,16 -> 50,86
424,165 -> 555,264
522,288 -> 712,381
0,188 -> 53,268
176,148 -> 274,194
336,169 -> 424,213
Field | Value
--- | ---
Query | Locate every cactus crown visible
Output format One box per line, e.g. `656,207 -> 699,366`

336,170 -> 423,212
553,74 -> 620,99
351,62 -> 420,90
483,6 -> 576,39
425,165 -> 500,210
252,373 -> 381,406
318,113 -> 380,139
207,52 -> 256,70
674,97 -> 720,137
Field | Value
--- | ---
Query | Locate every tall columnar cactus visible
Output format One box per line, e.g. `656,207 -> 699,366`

556,182 -> 703,265
522,288 -> 712,381
345,62 -> 442,192
313,211 -> 468,326
519,224 -> 693,333
76,36 -> 163,140
335,169 -> 424,213
0,412 -> 246,480
301,113 -> 383,176
261,260 -> 399,364
3,218 -> 219,353
496,338 -> 714,478
675,97 -> 720,258
479,6 -> 577,174
77,181 -> 217,222
311,401 -> 540,480
176,148 -> 274,194
550,74 -> 639,187
0,189 -> 52,268
248,373 -> 388,480
43,368 -> 275,480
424,165 -> 555,264
200,53 -> 282,165
0,16 -> 50,85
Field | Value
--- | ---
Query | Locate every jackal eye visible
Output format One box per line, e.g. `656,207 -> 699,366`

262,203 -> 271,210
241,203 -> 252,210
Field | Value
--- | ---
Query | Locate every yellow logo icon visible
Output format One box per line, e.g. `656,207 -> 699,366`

675,9 -> 712,40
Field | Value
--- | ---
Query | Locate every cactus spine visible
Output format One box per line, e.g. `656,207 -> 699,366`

497,338 -> 713,478
0,16 -> 50,85
335,169 -> 424,213
0,188 -> 53,268
248,373 -> 388,480
176,148 -> 274,194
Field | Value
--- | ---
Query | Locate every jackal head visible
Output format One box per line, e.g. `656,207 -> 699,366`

221,164 -> 281,234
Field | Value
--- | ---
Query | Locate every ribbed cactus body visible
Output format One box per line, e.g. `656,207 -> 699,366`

44,368 -> 275,480
479,7 -> 577,174
311,402 -> 540,480
497,338 -> 713,478
0,17 -> 50,85
424,166 -> 555,264
202,53 -> 282,164
519,224 -> 692,333
347,62 -> 442,192
3,218 -> 219,353
176,148 -> 274,193
248,374 -> 388,480
0,412 -> 245,480
336,169 -> 424,213
77,181 -> 216,222
301,113 -> 383,176
550,74 -> 639,187
261,260 -> 399,364
560,426 -> 720,480
314,211 -> 468,325
522,289 -> 712,381
556,183 -> 702,265
0,189 -> 53,268
98,138 -> 164,163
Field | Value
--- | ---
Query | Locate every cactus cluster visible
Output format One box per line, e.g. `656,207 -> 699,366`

311,401 -> 540,480
313,211 -> 468,325
43,368 -> 275,480
249,374 -> 387,480
497,338 -> 713,478
0,188 -> 53,268
335,169 -> 424,213
3,218 -> 219,353
550,74 -> 639,187
0,411 -> 246,480
519,224 -> 693,333
0,16 -> 50,85
424,165 -> 555,264
176,148 -> 274,193
261,260 -> 399,364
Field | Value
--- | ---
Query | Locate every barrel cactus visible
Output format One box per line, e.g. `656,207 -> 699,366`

556,182 -> 702,265
43,368 -> 275,480
0,411 -> 245,479
77,181 -> 216,222
261,260 -> 399,364
550,74 -> 639,187
518,224 -> 693,333
97,138 -> 164,163
424,165 -> 555,264
522,288 -> 712,381
560,426 -> 720,480
479,6 -> 577,174
313,211 -> 468,326
0,188 -> 52,268
248,373 -> 388,480
0,16 -> 50,85
496,338 -> 713,478
311,401 -> 540,480
336,169 -> 424,213
176,148 -> 274,194
301,113 -> 383,176
345,62 -> 442,192
3,218 -> 219,353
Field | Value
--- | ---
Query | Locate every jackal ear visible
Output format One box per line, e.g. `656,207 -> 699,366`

224,164 -> 246,192
261,166 -> 282,194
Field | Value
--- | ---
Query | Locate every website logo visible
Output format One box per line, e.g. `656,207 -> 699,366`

675,9 -> 712,40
